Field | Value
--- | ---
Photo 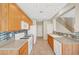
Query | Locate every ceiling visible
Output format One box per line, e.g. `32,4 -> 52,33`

61,8 -> 75,18
17,3 -> 67,21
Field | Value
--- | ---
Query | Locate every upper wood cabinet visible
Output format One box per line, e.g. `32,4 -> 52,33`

8,4 -> 21,31
8,4 -> 15,31
0,4 -> 2,31
22,15 -> 33,25
0,4 -> 9,32
0,3 -> 32,32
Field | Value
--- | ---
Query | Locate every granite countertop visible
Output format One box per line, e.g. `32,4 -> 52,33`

48,33 -> 63,43
48,33 -> 79,44
62,37 -> 79,44
0,39 -> 28,50
48,33 -> 63,38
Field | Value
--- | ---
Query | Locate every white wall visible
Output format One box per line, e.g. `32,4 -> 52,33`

74,4 -> 79,32
56,21 -> 71,33
37,22 -> 43,37
43,21 -> 47,40
47,22 -> 53,34
28,20 -> 37,44
43,20 -> 53,40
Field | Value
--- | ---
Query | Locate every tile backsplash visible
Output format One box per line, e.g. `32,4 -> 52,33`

0,32 -> 10,41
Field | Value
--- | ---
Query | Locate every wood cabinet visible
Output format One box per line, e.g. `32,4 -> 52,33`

62,42 -> 79,55
0,42 -> 28,55
13,6 -> 21,31
20,9 -> 32,26
73,44 -> 79,55
0,4 -> 1,31
8,4 -> 15,31
19,42 -> 28,55
48,34 -> 54,51
62,43 -> 73,55
48,34 -> 79,55
0,3 -> 32,32
0,4 -> 9,32
8,4 -> 22,31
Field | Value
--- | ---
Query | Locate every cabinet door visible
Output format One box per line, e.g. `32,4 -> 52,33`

8,4 -> 21,31
22,14 -> 32,26
14,8 -> 21,31
19,43 -> 28,55
0,4 -> 9,32
73,44 -> 79,55
62,43 -> 73,55
8,4 -> 15,31
48,35 -> 54,51
0,4 -> 2,31
48,35 -> 52,47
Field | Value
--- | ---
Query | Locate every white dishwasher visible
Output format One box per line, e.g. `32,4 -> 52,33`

54,39 -> 61,55
28,36 -> 33,54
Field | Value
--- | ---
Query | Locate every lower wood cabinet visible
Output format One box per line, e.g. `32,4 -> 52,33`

48,34 -> 54,51
73,44 -> 79,55
62,42 -> 79,55
48,34 -> 79,55
19,42 -> 28,55
62,43 -> 73,55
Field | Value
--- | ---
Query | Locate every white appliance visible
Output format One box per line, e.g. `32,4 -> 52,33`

15,33 -> 25,40
28,36 -> 33,54
54,39 -> 61,55
28,25 -> 36,45
32,25 -> 36,44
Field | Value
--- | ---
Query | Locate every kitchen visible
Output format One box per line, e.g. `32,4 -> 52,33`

0,3 -> 79,55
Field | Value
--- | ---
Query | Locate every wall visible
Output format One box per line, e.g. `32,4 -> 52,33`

64,17 -> 74,27
43,21 -> 47,40
43,20 -> 53,40
74,4 -> 79,32
56,21 -> 71,33
37,21 -> 43,37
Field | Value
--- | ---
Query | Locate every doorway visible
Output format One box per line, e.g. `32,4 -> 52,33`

37,21 -> 43,38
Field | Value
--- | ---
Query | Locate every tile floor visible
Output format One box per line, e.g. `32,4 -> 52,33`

30,37 -> 54,55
